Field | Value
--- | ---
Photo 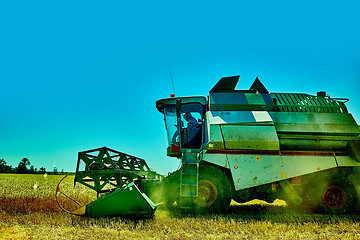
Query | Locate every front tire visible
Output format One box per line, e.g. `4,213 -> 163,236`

194,164 -> 232,212
162,170 -> 180,209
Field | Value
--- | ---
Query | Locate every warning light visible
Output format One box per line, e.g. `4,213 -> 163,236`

171,143 -> 180,153
170,94 -> 175,98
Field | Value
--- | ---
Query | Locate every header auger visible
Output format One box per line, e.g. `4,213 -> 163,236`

57,75 -> 360,217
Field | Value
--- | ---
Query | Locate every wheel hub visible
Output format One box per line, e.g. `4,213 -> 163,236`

196,180 -> 217,207
323,185 -> 347,209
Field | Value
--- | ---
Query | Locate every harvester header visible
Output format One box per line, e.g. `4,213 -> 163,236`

56,147 -> 160,218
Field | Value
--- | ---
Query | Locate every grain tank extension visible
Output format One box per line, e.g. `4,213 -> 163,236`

156,75 -> 360,214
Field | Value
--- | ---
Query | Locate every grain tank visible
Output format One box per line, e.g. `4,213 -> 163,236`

156,75 -> 360,214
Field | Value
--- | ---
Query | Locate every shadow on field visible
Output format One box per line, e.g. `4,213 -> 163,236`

64,203 -> 360,230
0,196 -> 61,214
2,195 -> 360,225
164,202 -> 360,223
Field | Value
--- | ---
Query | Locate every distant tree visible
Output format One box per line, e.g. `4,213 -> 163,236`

53,167 -> 58,174
0,158 -> 13,172
0,158 -> 6,172
29,165 -> 36,174
17,158 -> 30,173
39,167 -> 46,174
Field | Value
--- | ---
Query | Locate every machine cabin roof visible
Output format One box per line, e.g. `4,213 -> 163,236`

156,96 -> 207,113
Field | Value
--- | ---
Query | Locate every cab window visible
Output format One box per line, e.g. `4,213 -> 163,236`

179,103 -> 204,149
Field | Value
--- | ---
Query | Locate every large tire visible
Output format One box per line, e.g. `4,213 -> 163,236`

194,164 -> 232,213
162,170 -> 180,209
305,176 -> 358,214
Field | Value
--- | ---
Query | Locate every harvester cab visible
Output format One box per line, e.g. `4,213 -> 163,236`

156,96 -> 207,156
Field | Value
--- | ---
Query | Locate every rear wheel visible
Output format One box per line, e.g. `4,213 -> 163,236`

306,176 -> 357,214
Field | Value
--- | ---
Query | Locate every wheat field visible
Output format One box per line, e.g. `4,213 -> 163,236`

1,173 -> 360,240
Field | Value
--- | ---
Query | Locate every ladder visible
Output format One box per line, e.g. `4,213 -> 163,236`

179,153 -> 199,209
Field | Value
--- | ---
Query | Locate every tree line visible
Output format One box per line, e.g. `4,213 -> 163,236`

0,158 -> 61,174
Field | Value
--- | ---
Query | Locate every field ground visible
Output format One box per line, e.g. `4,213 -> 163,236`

1,174 -> 360,239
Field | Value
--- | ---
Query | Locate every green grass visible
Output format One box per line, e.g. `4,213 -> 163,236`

1,173 -> 360,239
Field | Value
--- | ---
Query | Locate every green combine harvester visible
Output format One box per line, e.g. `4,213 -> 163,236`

57,75 -> 360,217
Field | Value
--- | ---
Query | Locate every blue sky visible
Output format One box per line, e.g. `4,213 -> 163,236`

1,1 -> 359,174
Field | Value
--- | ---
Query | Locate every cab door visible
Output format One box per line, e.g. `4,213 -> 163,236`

176,102 -> 205,150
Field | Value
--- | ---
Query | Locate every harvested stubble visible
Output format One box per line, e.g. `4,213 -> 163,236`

1,174 -> 360,240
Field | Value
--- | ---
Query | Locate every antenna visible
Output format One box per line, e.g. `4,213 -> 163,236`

168,62 -> 176,96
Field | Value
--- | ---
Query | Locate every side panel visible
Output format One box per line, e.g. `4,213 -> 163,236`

269,112 -> 359,151
281,155 -> 337,177
270,112 -> 359,136
206,125 -> 225,150
221,125 -> 280,151
207,110 -> 272,124
228,154 -> 283,190
205,110 -> 280,151
202,153 -> 229,168
336,156 -> 360,167
228,154 -> 338,191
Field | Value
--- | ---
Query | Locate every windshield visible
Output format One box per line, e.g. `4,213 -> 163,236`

164,105 -> 178,146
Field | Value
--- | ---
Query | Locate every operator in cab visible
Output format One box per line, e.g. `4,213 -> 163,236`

172,112 -> 201,149
183,112 -> 200,142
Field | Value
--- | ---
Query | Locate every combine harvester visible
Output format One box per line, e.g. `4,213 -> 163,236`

57,75 -> 360,217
